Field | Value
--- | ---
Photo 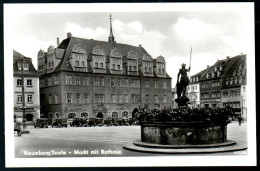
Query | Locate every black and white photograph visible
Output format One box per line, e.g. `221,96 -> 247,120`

4,3 -> 256,167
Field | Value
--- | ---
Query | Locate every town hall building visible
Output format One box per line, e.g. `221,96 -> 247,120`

38,15 -> 172,121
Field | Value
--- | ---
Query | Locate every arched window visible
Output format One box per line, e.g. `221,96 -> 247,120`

81,112 -> 88,119
68,113 -> 76,119
55,113 -> 59,119
122,111 -> 128,119
112,112 -> 118,119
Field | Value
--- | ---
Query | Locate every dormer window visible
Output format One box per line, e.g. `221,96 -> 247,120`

23,63 -> 29,70
230,78 -> 233,85
76,61 -> 79,66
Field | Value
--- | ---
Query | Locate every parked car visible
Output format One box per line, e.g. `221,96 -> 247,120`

72,118 -> 88,127
88,118 -> 97,127
52,118 -> 68,128
104,119 -> 113,126
67,118 -> 75,127
88,118 -> 103,127
34,118 -> 49,128
14,122 -> 22,136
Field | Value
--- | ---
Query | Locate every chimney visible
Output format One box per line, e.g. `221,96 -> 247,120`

226,56 -> 229,60
241,53 -> 243,55
57,37 -> 60,47
139,44 -> 142,47
67,32 -> 72,38
207,65 -> 209,68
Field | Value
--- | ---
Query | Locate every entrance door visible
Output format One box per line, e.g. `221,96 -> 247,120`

26,114 -> 34,121
97,112 -> 103,119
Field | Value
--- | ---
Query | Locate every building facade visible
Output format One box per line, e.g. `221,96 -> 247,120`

189,54 -> 247,118
187,70 -> 206,108
13,50 -> 40,122
38,16 -> 172,121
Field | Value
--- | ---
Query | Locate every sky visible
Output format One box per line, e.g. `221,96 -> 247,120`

8,3 -> 254,85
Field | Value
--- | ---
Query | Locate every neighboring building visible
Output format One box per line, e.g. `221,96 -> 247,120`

221,55 -> 247,119
189,54 -> 247,119
187,69 -> 206,108
38,16 -> 172,121
13,50 -> 40,122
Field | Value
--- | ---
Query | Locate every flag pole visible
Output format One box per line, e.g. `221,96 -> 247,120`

188,47 -> 192,78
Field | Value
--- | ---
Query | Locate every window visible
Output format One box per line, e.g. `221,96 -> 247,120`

26,79 -> 32,86
124,78 -> 128,86
49,95 -> 52,104
124,94 -> 128,103
17,95 -> 22,103
76,61 -> 79,66
163,82 -> 167,88
68,113 -> 76,119
122,111 -> 128,119
18,63 -> 22,70
81,61 -> 85,67
111,77 -> 115,86
129,66 -> 132,71
95,62 -> 98,68
117,65 -> 120,70
95,94 -> 105,103
48,77 -> 52,86
100,63 -> 104,68
163,95 -> 167,103
55,94 -> 58,103
154,95 -> 159,103
113,64 -> 116,69
94,77 -> 99,85
83,77 -> 89,85
76,93 -> 81,103
65,75 -> 72,84
154,80 -> 158,88
67,93 -> 72,103
17,79 -> 22,86
132,94 -> 140,103
145,80 -> 150,88
117,78 -> 121,86
75,76 -> 80,85
243,87 -> 246,93
145,94 -> 149,102
23,63 -> 29,70
26,95 -> 32,103
99,77 -> 104,86
223,92 -> 228,97
133,66 -> 136,71
54,76 -> 59,85
118,94 -> 123,103
111,94 -> 116,103
83,93 -> 89,103
132,79 -> 140,87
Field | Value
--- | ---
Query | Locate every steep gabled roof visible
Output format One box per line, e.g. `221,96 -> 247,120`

221,55 -> 246,88
13,50 -> 40,77
56,36 -> 151,72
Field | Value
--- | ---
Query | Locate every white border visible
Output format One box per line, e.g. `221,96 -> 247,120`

4,3 -> 256,167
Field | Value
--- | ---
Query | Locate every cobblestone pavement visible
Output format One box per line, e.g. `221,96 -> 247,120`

14,121 -> 247,157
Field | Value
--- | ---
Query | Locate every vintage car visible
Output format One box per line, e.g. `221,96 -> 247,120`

34,118 -> 49,128
52,118 -> 68,128
72,118 -> 88,127
88,118 -> 103,127
14,122 -> 22,136
104,119 -> 113,126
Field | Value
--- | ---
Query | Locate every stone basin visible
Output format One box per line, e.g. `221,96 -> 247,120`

140,121 -> 230,145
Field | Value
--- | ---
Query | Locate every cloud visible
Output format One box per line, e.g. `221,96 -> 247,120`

64,22 -> 107,41
13,35 -> 51,68
64,20 -> 166,58
172,17 -> 221,41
